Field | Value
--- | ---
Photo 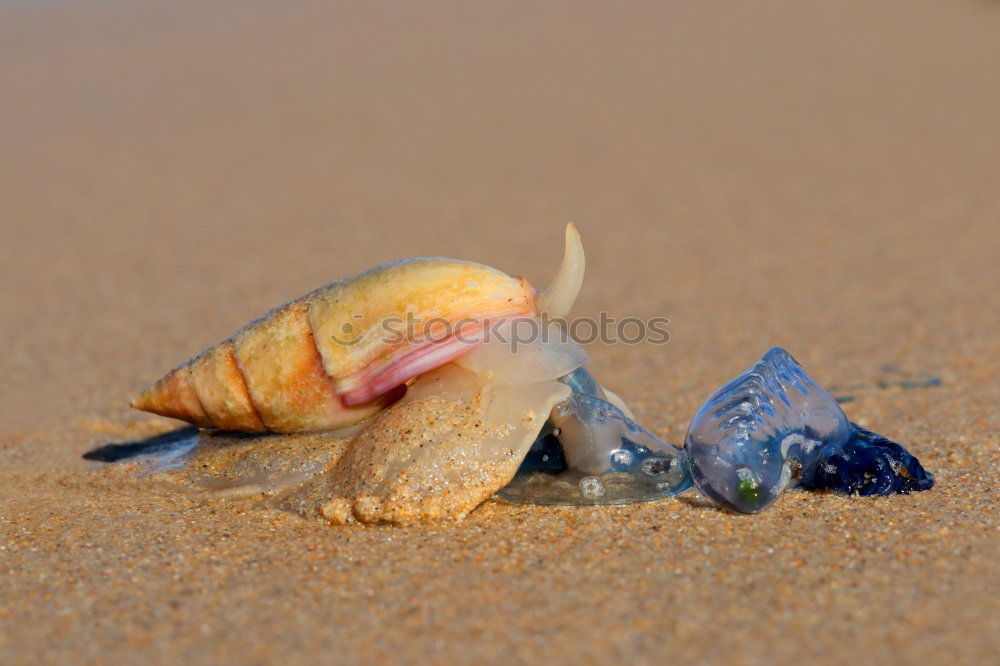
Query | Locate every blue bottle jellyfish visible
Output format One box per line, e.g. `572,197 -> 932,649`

683,347 -> 933,513
500,368 -> 692,505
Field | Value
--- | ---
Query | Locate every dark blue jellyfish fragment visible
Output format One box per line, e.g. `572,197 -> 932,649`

801,423 -> 934,496
518,426 -> 569,473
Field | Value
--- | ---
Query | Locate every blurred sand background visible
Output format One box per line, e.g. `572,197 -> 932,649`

1,0 -> 998,663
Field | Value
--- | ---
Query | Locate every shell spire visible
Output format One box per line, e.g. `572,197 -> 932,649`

535,223 -> 585,319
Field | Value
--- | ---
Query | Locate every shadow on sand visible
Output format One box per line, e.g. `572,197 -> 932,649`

82,427 -> 199,463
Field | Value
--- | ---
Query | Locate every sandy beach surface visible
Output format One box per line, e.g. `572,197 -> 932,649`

2,1 -> 998,663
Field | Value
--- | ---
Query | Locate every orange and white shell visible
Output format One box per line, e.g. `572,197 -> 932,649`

131,225 -> 585,433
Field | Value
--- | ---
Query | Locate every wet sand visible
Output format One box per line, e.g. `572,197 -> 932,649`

1,1 -> 998,663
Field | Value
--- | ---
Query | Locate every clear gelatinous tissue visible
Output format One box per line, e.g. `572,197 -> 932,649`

684,347 -> 933,513
499,368 -> 692,505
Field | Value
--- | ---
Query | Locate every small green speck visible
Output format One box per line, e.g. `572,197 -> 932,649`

738,477 -> 761,503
